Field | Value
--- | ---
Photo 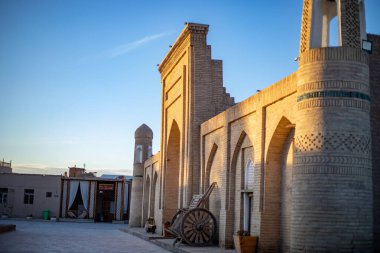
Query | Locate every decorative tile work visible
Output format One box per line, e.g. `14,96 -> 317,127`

297,90 -> 370,102
341,0 -> 361,48
297,80 -> 369,93
295,132 -> 371,154
300,0 -> 311,53
294,165 -> 371,176
294,154 -> 371,166
297,98 -> 370,111
299,47 -> 368,65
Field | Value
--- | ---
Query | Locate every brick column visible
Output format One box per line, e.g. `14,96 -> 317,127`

292,47 -> 372,252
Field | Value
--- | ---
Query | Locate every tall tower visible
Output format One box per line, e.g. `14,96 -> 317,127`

157,23 -> 234,225
293,0 -> 372,252
129,124 -> 153,227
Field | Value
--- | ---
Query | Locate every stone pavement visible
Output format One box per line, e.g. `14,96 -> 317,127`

0,219 -> 236,253
120,226 -> 236,253
0,219 -> 170,253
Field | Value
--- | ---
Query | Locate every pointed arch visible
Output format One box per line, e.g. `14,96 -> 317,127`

151,171 -> 158,218
205,142 -> 220,242
226,130 -> 254,245
228,131 -> 248,210
204,143 -> 218,193
143,174 -> 151,223
266,117 -> 293,161
163,120 -> 181,223
261,116 -> 294,252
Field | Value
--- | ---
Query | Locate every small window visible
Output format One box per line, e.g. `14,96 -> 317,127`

135,145 -> 143,163
0,188 -> 8,205
46,192 -> 52,198
24,189 -> 34,204
244,160 -> 254,190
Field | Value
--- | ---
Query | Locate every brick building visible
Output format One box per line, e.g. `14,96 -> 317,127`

0,165 -> 132,223
129,0 -> 380,252
0,160 -> 12,174
0,173 -> 61,219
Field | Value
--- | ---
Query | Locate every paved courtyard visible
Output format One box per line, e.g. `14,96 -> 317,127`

0,219 -> 170,253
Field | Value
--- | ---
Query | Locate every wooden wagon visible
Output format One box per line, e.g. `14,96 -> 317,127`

168,182 -> 218,247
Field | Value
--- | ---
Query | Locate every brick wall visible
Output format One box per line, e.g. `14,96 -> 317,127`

200,73 -> 297,249
157,23 -> 235,230
136,14 -> 380,252
294,47 -> 372,252
369,33 -> 380,252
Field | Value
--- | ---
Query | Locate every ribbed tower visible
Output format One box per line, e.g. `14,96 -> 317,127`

129,124 -> 153,227
293,0 -> 372,252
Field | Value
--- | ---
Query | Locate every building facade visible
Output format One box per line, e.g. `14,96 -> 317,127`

0,173 -> 61,218
0,160 -> 12,174
0,166 -> 132,223
60,177 -> 131,222
130,0 -> 380,252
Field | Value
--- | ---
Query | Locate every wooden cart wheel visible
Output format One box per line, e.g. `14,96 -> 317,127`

179,208 -> 217,246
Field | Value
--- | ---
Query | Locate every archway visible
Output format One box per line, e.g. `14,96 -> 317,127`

280,128 -> 294,253
151,172 -> 158,218
206,143 -> 220,218
227,131 -> 254,245
204,143 -> 218,193
163,121 -> 180,223
143,175 -> 151,223
261,116 -> 294,252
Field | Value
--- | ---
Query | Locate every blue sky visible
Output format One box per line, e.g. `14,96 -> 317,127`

1,0 -> 379,176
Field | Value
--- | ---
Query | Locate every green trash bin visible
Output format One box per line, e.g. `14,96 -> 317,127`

43,209 -> 49,220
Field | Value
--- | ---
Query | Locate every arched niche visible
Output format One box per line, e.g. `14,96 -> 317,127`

163,120 -> 181,223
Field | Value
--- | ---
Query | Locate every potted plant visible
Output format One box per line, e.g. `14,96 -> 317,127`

233,230 -> 258,253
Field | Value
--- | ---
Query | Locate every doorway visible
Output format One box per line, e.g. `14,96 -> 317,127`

95,182 -> 115,222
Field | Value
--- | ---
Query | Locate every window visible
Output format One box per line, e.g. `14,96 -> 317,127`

46,192 -> 52,198
24,189 -> 34,204
329,16 -> 339,47
245,160 -> 254,189
135,145 -> 143,163
0,188 -> 8,205
243,160 -> 254,233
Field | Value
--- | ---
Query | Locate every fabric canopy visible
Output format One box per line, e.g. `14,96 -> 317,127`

79,181 -> 89,211
68,181 -> 79,210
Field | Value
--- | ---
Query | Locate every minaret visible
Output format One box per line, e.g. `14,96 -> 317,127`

294,0 -> 372,252
129,124 -> 153,227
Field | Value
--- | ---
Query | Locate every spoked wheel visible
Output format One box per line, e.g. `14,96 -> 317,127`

179,208 -> 217,246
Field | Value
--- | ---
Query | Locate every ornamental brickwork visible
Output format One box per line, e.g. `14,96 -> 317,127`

130,1 -> 380,252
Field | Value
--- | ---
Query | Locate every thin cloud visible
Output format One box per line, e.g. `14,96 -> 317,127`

106,32 -> 171,58
95,169 -> 133,176
13,163 -> 50,169
12,163 -> 66,175
12,163 -> 132,176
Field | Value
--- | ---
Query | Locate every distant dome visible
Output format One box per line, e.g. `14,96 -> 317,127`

135,124 -> 153,138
